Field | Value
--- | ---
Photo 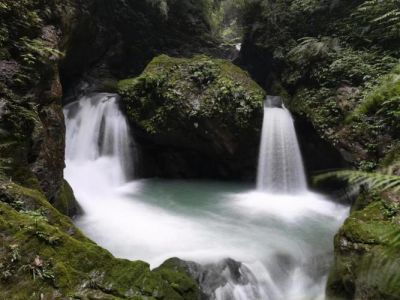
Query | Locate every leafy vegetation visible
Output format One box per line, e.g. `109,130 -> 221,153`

314,170 -> 400,193
350,0 -> 400,48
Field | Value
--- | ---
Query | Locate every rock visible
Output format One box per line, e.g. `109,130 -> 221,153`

156,257 -> 258,299
52,180 -> 82,217
0,60 -> 20,84
118,54 -> 265,180
326,190 -> 400,300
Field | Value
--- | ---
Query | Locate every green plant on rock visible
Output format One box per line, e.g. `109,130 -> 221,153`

118,55 -> 265,135
188,60 -> 218,85
19,256 -> 55,283
34,231 -> 61,246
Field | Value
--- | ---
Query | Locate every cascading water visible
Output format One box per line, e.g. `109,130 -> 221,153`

257,96 -> 307,193
64,93 -> 348,300
64,93 -> 133,196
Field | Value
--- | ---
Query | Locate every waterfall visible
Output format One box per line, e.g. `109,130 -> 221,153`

64,93 -> 133,187
257,96 -> 307,193
64,93 -> 348,300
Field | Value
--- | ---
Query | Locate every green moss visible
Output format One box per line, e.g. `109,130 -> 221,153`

53,180 -> 81,217
118,54 -> 265,135
153,258 -> 200,299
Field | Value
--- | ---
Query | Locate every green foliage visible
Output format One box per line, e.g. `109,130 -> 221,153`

188,60 -> 218,85
207,0 -> 249,43
351,0 -> 400,46
290,88 -> 342,141
314,170 -> 400,193
315,48 -> 397,88
288,37 -> 340,66
20,37 -> 63,66
349,65 -> 400,128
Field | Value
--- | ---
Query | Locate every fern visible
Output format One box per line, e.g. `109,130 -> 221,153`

314,169 -> 400,193
20,37 -> 64,65
348,64 -> 400,122
351,0 -> 400,42
288,37 -> 340,66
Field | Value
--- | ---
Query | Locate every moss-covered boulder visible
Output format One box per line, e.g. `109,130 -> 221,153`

118,55 -> 265,179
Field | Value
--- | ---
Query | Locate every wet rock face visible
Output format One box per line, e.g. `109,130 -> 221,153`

0,1 -> 69,203
118,54 -> 266,180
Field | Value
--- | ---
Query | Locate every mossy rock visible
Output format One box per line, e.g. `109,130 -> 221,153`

52,180 -> 82,218
118,54 -> 265,180
118,54 -> 265,133
327,192 -> 400,300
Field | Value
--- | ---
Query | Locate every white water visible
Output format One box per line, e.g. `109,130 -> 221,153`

64,93 -> 349,300
257,105 -> 307,193
64,93 -> 133,186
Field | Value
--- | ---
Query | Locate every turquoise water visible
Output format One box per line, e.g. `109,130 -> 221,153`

71,178 -> 348,299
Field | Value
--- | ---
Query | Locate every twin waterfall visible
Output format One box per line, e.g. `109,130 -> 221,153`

65,93 -> 306,195
64,93 -> 346,300
257,96 -> 307,194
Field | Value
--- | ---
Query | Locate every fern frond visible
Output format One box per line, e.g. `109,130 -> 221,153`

314,170 -> 400,193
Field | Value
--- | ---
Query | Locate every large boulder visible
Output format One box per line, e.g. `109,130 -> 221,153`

118,54 -> 265,180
